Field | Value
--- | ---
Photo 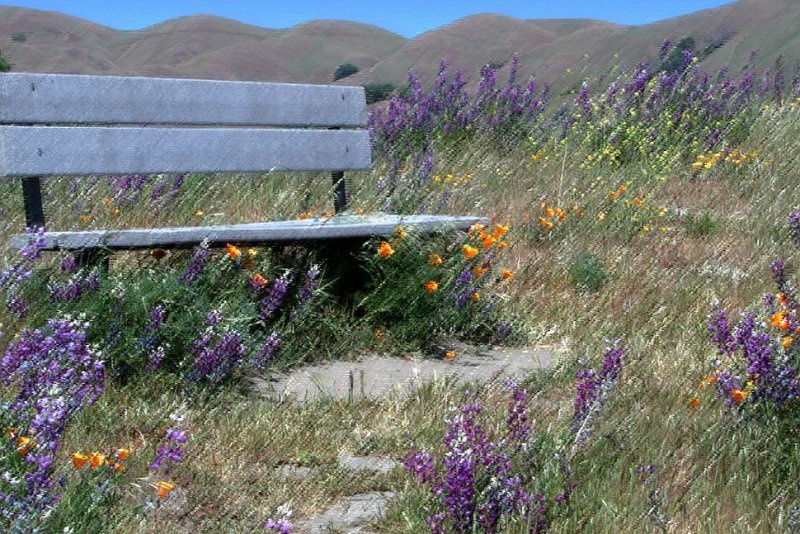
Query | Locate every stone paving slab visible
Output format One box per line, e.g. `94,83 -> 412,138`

297,491 -> 395,533
251,346 -> 555,404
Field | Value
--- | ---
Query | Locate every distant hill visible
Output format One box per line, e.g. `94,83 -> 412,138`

0,0 -> 798,95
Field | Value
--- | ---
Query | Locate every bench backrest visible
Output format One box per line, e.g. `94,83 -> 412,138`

0,73 -> 372,228
0,73 -> 371,176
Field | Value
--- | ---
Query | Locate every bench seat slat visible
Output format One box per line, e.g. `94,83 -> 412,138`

9,215 -> 488,251
0,126 -> 372,176
0,73 -> 367,127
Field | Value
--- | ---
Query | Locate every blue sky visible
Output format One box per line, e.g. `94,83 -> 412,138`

6,1 -> 736,37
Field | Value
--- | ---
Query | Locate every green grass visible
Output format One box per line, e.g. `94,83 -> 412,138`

3,96 -> 800,532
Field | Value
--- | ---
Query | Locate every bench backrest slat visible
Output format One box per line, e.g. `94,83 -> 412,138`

0,73 -> 367,127
0,126 -> 371,176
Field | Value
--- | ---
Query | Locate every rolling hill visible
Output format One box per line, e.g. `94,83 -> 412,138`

0,0 -> 798,95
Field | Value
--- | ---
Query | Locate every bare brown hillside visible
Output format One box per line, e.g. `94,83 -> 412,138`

0,0 -> 797,92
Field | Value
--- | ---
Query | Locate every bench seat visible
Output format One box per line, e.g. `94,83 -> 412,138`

9,214 -> 488,251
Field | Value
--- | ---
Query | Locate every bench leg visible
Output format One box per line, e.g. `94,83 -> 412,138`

318,239 -> 368,306
75,249 -> 110,272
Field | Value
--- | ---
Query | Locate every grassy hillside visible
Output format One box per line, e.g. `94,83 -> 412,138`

2,0 -> 800,92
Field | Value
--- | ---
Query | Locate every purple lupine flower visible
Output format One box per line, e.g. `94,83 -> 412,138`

707,308 -> 737,355
147,305 -> 167,331
402,447 -> 439,487
259,272 -> 290,323
48,269 -> 101,304
6,295 -> 28,318
264,504 -> 294,533
179,240 -> 211,286
659,38 -> 672,60
291,265 -> 321,317
187,329 -> 245,384
788,212 -> 800,248
572,340 -> 625,450
59,254 -> 77,274
0,317 -> 104,523
251,332 -> 281,371
504,379 -> 531,450
150,421 -> 191,473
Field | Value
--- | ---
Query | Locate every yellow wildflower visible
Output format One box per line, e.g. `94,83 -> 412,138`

394,225 -> 408,239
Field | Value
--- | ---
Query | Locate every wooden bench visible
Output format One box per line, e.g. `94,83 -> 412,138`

0,73 -> 485,259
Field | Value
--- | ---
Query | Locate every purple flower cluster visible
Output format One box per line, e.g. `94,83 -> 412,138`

258,272 -> 290,323
572,340 -> 625,450
369,56 -> 548,160
0,317 -> 104,526
141,305 -> 168,371
264,503 -> 294,533
403,383 -> 551,533
251,331 -> 281,371
150,415 -> 190,475
790,211 -> 800,248
290,265 -> 321,317
0,227 -> 47,318
48,269 -> 100,303
179,240 -> 211,285
707,306 -> 800,408
186,311 -> 245,384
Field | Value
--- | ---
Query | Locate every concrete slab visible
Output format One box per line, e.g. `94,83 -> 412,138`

251,347 -> 554,404
298,491 -> 395,533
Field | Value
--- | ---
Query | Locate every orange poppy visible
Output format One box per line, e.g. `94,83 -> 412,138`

424,281 -> 439,293
394,225 -> 408,239
771,311 -> 790,331
688,397 -> 700,408
492,224 -> 509,239
462,245 -> 479,259
428,253 -> 443,267
71,453 -> 88,469
472,266 -> 487,278
155,481 -> 176,499
88,452 -> 106,469
226,243 -> 241,259
115,448 -> 130,460
378,241 -> 395,258
731,389 -> 749,404
470,292 -> 480,302
444,350 -> 456,360
251,273 -> 269,289
16,436 -> 35,456
501,269 -> 513,280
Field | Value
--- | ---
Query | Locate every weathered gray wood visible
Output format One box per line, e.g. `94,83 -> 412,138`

0,126 -> 371,176
0,73 -> 367,127
9,214 -> 489,251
